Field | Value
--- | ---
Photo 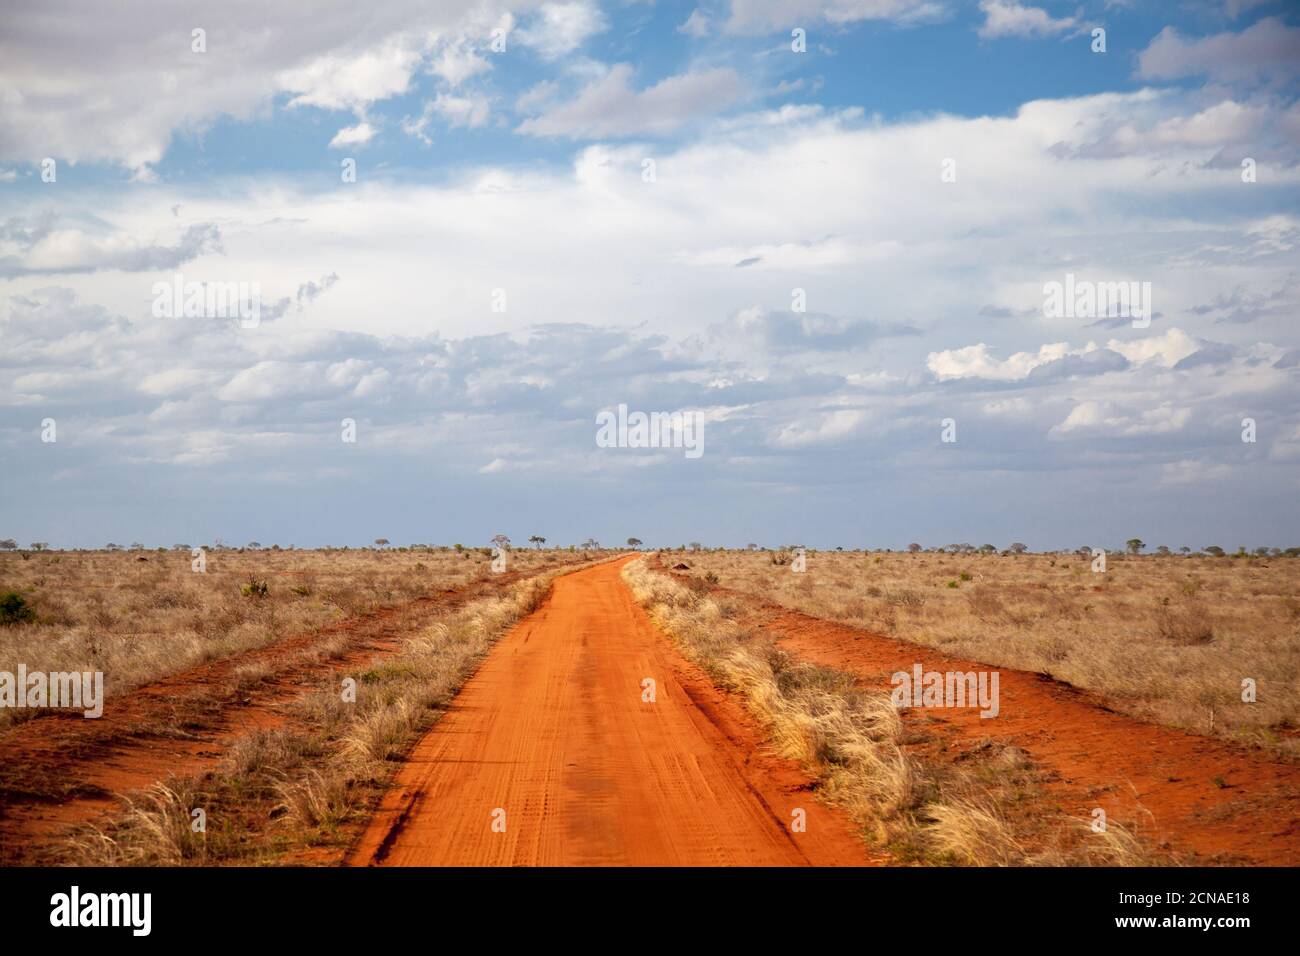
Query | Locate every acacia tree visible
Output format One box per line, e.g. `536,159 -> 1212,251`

627,537 -> 642,549
1126,538 -> 1145,554
1008,542 -> 1028,554
374,538 -> 389,548
529,535 -> 546,549
0,539 -> 17,551
907,542 -> 922,553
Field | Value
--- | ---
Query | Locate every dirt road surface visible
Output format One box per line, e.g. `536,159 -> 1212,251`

349,558 -> 870,866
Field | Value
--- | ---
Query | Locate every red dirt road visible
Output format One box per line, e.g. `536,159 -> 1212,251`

349,558 -> 871,866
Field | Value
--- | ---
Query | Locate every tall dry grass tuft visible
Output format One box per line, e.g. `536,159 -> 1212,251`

68,784 -> 213,866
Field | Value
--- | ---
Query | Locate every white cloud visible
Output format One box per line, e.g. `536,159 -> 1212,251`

516,80 -> 560,114
1107,328 -> 1200,368
517,65 -> 746,138
279,37 -> 422,113
771,408 -> 868,447
328,122 -> 377,149
928,342 -> 1074,380
516,1 -> 607,60
679,10 -> 711,38
977,1 -> 1076,39
725,0 -> 945,33
0,0 -> 528,173
1138,17 -> 1300,88
1050,401 -> 1192,437
429,38 -> 492,87
433,93 -> 492,129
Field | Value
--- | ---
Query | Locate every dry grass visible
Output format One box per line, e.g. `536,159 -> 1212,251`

56,560 -> 593,866
667,549 -> 1300,756
0,546 -> 576,728
622,558 -> 1158,866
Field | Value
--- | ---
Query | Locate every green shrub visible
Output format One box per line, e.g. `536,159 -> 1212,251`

241,577 -> 269,598
0,591 -> 35,625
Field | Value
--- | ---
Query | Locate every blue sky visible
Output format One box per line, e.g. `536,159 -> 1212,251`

1,1 -> 1299,550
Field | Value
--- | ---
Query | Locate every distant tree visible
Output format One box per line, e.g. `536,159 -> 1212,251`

129,542 -> 145,551
374,538 -> 389,548
1254,547 -> 1271,557
30,542 -> 48,551
979,544 -> 997,554
1008,542 -> 1028,554
1284,547 -> 1300,558
0,539 -> 17,551
1204,545 -> 1225,557
907,542 -> 922,553
491,534 -> 511,550
1155,545 -> 1171,556
689,541 -> 702,552
1179,546 -> 1191,555
627,537 -> 642,549
247,541 -> 261,550
747,543 -> 759,551
1125,538 -> 1145,555
529,535 -> 546,549
105,542 -> 122,551
582,538 -> 600,550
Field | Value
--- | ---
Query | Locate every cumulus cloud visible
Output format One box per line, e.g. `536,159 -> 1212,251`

1050,401 -> 1192,437
0,219 -> 222,278
976,1 -> 1077,39
328,122 -> 377,149
515,1 -> 607,60
0,0 -> 526,173
1138,17 -> 1300,88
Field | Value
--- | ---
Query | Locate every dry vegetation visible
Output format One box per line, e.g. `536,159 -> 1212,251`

51,560 -> 598,865
0,546 -> 575,729
664,549 -> 1300,756
622,558 -> 1155,865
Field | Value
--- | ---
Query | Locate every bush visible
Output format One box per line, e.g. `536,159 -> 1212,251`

241,577 -> 269,599
0,591 -> 35,625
